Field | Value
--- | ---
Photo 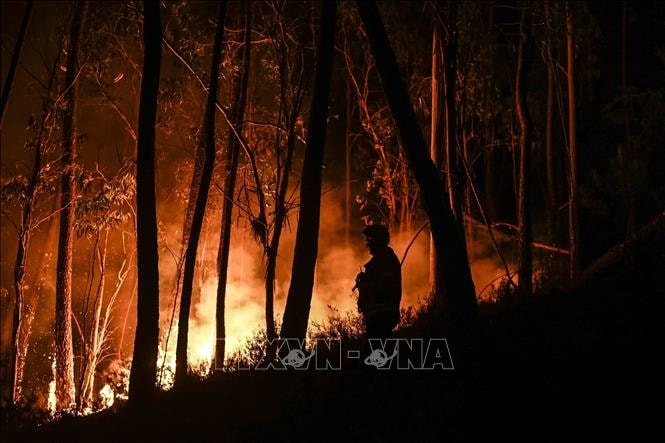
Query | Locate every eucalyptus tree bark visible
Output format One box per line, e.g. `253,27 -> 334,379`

515,8 -> 533,297
215,0 -> 251,369
566,1 -> 579,279
55,0 -> 87,410
129,0 -> 162,404
0,0 -> 33,129
355,0 -> 477,329
280,0 -> 337,342
175,0 -> 227,387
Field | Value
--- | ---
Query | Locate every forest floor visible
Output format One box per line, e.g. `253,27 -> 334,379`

4,253 -> 663,442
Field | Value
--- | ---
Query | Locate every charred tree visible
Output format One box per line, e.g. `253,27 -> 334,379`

129,0 -> 162,404
175,0 -> 227,387
54,0 -> 87,410
355,0 -> 477,331
281,0 -> 337,342
516,8 -> 533,297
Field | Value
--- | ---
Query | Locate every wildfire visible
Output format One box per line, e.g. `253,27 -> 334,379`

47,357 -> 56,416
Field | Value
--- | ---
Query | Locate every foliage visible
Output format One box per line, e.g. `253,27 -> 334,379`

74,166 -> 135,238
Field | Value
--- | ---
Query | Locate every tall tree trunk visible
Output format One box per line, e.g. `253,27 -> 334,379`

265,128 -> 297,351
129,0 -> 162,404
516,8 -> 533,297
55,0 -> 87,410
175,0 -> 227,388
280,0 -> 337,342
10,90 -> 46,407
0,0 -> 33,129
355,0 -> 477,332
215,0 -> 251,370
566,1 -> 579,279
264,16 -> 308,353
441,0 -> 462,228
429,10 -> 444,298
621,0 -> 635,236
345,74 -> 352,246
544,0 -> 556,242
79,234 -> 108,409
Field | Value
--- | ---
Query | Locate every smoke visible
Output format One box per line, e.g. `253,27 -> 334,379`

176,180 -> 517,365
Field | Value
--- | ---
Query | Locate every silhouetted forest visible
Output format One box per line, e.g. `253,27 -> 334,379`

1,0 -> 663,441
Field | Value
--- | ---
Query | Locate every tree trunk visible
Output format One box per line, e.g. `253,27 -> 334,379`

10,97 -> 44,407
355,0 -> 477,331
280,0 -> 337,342
79,234 -> 107,409
441,0 -> 463,229
175,0 -> 227,388
129,0 -> 162,404
544,0 -> 556,242
264,15 -> 308,353
429,10 -> 444,298
621,0 -> 635,237
215,0 -> 251,370
265,129 -> 297,351
566,1 -> 579,279
55,0 -> 87,410
0,0 -> 33,129
516,8 -> 533,297
345,74 -> 352,246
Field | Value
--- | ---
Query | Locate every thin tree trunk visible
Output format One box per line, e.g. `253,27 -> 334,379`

10,107 -> 44,406
516,8 -> 533,297
345,74 -> 352,246
264,13 -> 308,354
621,0 -> 635,236
175,1 -> 227,388
429,13 -> 444,297
9,46 -> 61,404
566,1 -> 579,279
55,0 -> 87,410
356,0 -> 477,332
80,233 -> 107,409
544,0 -> 556,242
442,0 -> 462,227
265,129 -> 297,349
215,0 -> 251,369
280,0 -> 336,342
0,0 -> 33,129
129,0 -> 162,404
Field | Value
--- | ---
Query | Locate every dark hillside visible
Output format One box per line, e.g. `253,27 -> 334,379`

9,251 -> 663,442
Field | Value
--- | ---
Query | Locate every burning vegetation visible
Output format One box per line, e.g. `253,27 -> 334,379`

1,0 -> 663,439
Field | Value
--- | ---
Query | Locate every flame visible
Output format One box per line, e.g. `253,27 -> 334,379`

99,384 -> 115,409
47,357 -> 56,416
